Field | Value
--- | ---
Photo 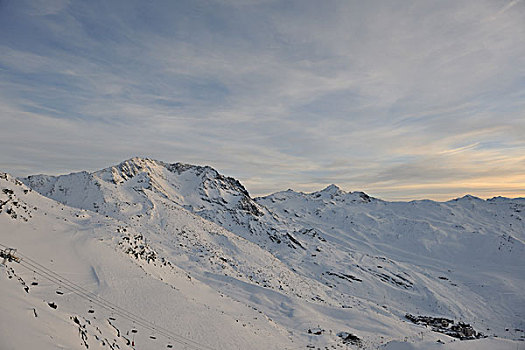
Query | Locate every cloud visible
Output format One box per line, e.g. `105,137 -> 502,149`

15,0 -> 70,16
0,0 -> 524,200
489,0 -> 522,20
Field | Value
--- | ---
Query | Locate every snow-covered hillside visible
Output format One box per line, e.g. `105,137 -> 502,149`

257,186 -> 525,339
1,157 -> 524,349
1,172 -> 299,350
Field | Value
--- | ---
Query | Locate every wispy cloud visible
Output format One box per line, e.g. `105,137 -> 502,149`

488,0 -> 522,20
0,0 -> 524,200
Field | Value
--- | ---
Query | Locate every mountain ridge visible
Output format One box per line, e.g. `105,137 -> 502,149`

19,156 -> 524,203
2,158 -> 524,349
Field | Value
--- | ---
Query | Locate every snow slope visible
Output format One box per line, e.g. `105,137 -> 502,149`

1,157 -> 523,349
257,186 -> 525,335
0,172 -> 299,350
2,170 -> 418,350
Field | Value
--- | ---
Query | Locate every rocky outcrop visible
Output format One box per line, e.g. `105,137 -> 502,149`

405,314 -> 484,340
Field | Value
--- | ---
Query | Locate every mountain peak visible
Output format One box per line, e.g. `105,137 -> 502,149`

320,184 -> 341,193
118,156 -> 160,168
166,162 -> 219,178
311,184 -> 345,198
96,157 -> 164,184
450,194 -> 484,202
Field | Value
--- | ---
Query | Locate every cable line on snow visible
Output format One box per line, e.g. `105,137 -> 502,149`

1,243 -> 216,350
18,259 -> 214,350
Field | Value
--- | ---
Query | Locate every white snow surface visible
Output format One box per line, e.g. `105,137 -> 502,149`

0,157 -> 523,349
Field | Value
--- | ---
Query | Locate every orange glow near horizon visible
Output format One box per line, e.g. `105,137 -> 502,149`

365,176 -> 525,201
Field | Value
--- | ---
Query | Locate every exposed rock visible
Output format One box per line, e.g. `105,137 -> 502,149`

337,331 -> 362,347
405,314 -> 484,340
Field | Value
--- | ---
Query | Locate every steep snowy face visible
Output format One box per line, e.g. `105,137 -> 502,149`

95,157 -> 259,213
21,157 -> 263,218
21,158 -> 296,248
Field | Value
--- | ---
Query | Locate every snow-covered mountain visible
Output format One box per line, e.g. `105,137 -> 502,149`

22,158 -> 284,246
257,185 -> 525,336
0,172 -> 299,350
2,157 -> 524,349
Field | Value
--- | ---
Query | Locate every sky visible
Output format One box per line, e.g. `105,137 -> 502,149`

0,0 -> 524,201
